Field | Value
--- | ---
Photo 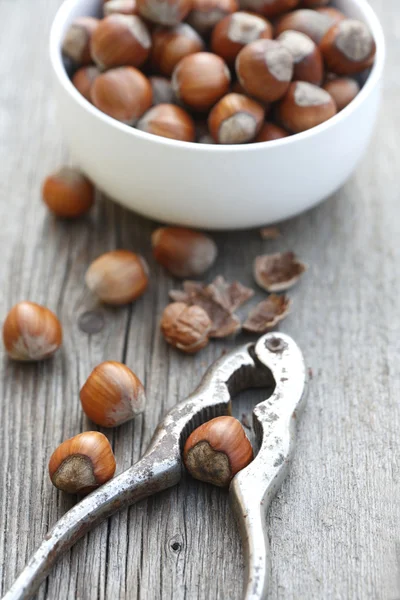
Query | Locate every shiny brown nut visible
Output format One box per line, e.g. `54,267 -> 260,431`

238,0 -> 299,18
277,30 -> 323,85
104,0 -> 138,15
3,302 -> 63,361
160,302 -> 212,353
90,14 -> 151,69
151,23 -> 204,76
91,67 -> 152,124
187,0 -> 238,35
152,227 -> 217,277
323,77 -> 360,111
137,0 -> 192,26
85,250 -> 149,305
208,93 -> 264,144
48,432 -> 116,495
172,52 -> 231,111
62,17 -> 99,65
72,66 -> 100,103
275,8 -> 336,44
236,39 -> 293,103
254,121 -> 289,142
211,12 -> 273,66
278,81 -> 336,133
42,167 -> 95,218
149,76 -> 177,104
137,104 -> 196,141
315,6 -> 346,22
320,20 -> 376,75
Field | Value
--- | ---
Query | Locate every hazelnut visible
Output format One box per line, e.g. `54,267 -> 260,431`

320,20 -> 376,75
149,75 -> 177,104
208,93 -> 264,144
230,81 -> 271,114
48,432 -> 116,495
90,14 -> 151,69
137,0 -> 191,26
62,17 -> 99,65
151,23 -> 204,76
236,39 -> 293,103
104,0 -> 138,15
323,77 -> 360,111
315,7 -> 346,23
186,0 -> 238,36
42,166 -> 94,218
172,52 -> 231,111
3,302 -> 62,361
254,121 -> 289,142
72,66 -> 100,103
152,227 -> 218,277
278,81 -> 336,133
80,361 -> 146,427
91,67 -> 152,124
160,302 -> 212,353
85,250 -> 149,305
183,416 -> 253,487
137,104 -> 196,141
275,9 -> 336,44
211,12 -> 273,66
277,30 -> 323,85
298,0 -> 328,6
237,0 -> 299,18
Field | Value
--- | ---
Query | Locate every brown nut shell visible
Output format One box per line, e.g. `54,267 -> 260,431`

152,227 -> 217,277
238,0 -> 299,18
80,361 -> 146,427
72,66 -> 100,102
208,93 -> 264,144
236,39 -> 293,103
323,77 -> 360,111
275,9 -> 335,44
172,52 -> 231,111
42,166 -> 94,218
183,416 -> 253,487
160,302 -> 212,353
48,432 -> 116,495
254,251 -> 306,292
187,0 -> 238,35
91,67 -> 152,124
254,122 -> 289,142
85,250 -> 149,305
277,30 -> 323,85
62,17 -> 99,65
137,0 -> 192,26
211,12 -> 273,66
90,14 -> 151,69
104,0 -> 138,15
278,81 -> 336,133
320,20 -> 376,75
151,23 -> 204,76
3,302 -> 62,361
137,104 -> 196,141
243,294 -> 290,332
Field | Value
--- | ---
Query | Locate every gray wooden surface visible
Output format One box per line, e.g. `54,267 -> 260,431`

0,1 -> 398,598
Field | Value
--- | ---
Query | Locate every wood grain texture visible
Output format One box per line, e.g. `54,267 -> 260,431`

0,0 -> 399,598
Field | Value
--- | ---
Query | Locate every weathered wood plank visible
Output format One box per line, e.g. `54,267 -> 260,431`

1,0 -> 400,599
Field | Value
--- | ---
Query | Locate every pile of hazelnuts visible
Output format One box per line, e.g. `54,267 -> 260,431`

64,0 -> 376,145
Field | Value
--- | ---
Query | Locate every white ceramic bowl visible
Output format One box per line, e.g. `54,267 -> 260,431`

50,0 -> 385,230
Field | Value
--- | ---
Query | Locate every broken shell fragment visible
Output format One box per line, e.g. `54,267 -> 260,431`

254,252 -> 306,292
243,294 -> 290,333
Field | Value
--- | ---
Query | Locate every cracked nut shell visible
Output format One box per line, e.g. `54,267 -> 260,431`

80,361 -> 146,427
254,251 -> 306,292
3,302 -> 63,361
49,431 -> 116,495
160,302 -> 212,353
183,416 -> 253,487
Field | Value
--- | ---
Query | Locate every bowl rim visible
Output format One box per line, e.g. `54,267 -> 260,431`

50,0 -> 386,153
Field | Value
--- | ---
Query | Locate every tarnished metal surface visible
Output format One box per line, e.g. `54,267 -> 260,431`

2,333 -> 306,600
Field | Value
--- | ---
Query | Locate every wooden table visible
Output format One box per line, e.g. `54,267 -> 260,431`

0,1 -> 398,598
